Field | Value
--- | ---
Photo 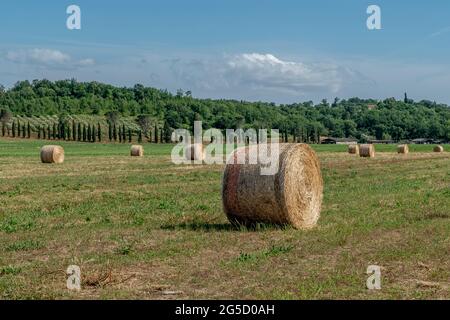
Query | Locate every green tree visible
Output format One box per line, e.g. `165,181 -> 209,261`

72,120 -> 76,141
87,124 -> 92,142
97,123 -> 102,142
162,121 -> 171,143
83,124 -> 87,142
154,124 -> 159,143
108,122 -> 112,141
78,123 -> 82,141
92,125 -> 97,142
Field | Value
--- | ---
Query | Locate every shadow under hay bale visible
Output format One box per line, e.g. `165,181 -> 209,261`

222,143 -> 323,229
130,145 -> 144,157
40,145 -> 64,164
359,144 -> 375,158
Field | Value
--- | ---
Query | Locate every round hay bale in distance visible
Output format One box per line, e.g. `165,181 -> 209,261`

433,145 -> 444,153
359,144 -> 375,158
222,143 -> 323,229
348,144 -> 359,155
186,143 -> 205,161
130,145 -> 144,157
397,144 -> 409,154
40,145 -> 64,164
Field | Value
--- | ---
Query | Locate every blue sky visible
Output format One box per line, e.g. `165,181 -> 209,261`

1,1 -> 450,103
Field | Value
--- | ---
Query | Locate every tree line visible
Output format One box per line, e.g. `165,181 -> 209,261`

0,117 -> 172,144
0,79 -> 449,142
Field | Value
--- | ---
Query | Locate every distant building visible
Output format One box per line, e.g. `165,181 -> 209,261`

321,137 -> 358,145
411,138 -> 434,144
367,104 -> 377,110
367,139 -> 395,144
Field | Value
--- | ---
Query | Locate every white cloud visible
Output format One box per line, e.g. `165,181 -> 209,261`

169,53 -> 357,99
226,53 -> 345,94
76,58 -> 95,67
429,26 -> 450,38
7,49 -> 70,65
6,48 -> 94,68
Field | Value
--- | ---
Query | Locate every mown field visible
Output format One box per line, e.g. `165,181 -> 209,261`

0,138 -> 449,299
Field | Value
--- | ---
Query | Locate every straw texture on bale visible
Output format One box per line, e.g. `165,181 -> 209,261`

130,145 -> 144,157
433,145 -> 444,153
359,144 -> 375,158
186,143 -> 205,161
348,144 -> 359,155
222,143 -> 323,229
397,144 -> 409,154
40,145 -> 65,164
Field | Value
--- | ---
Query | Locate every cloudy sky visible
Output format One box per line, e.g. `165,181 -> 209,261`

1,1 -> 450,104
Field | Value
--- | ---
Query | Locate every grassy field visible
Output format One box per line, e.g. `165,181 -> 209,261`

0,138 -> 449,299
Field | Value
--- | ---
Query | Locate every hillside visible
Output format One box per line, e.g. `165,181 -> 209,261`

0,79 -> 449,142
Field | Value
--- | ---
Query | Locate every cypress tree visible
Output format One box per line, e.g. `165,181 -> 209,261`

43,126 -> 46,139
92,124 -> 96,143
138,130 -> 142,143
154,125 -> 159,143
57,121 -> 61,139
163,121 -> 171,143
83,124 -> 87,142
37,126 -> 41,139
47,125 -> 51,139
87,124 -> 92,142
61,123 -> 66,140
17,121 -> 20,137
118,126 -> 122,143
27,122 -> 31,138
72,120 -> 76,141
22,124 -> 26,138
113,123 -> 117,141
122,124 -> 126,142
160,128 -> 164,143
97,123 -> 102,142
52,123 -> 56,139
1,123 -> 5,137
78,123 -> 82,141
128,128 -> 132,143
108,122 -> 112,141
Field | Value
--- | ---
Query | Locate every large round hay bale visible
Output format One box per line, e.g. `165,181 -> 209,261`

348,144 -> 359,155
186,143 -> 205,161
433,145 -> 444,153
359,144 -> 375,158
40,145 -> 64,164
397,144 -> 409,154
130,145 -> 144,157
222,143 -> 323,229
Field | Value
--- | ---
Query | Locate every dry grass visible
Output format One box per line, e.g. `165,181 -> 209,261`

0,139 -> 449,299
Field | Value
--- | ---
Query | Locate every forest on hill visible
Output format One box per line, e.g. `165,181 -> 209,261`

0,79 -> 449,142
